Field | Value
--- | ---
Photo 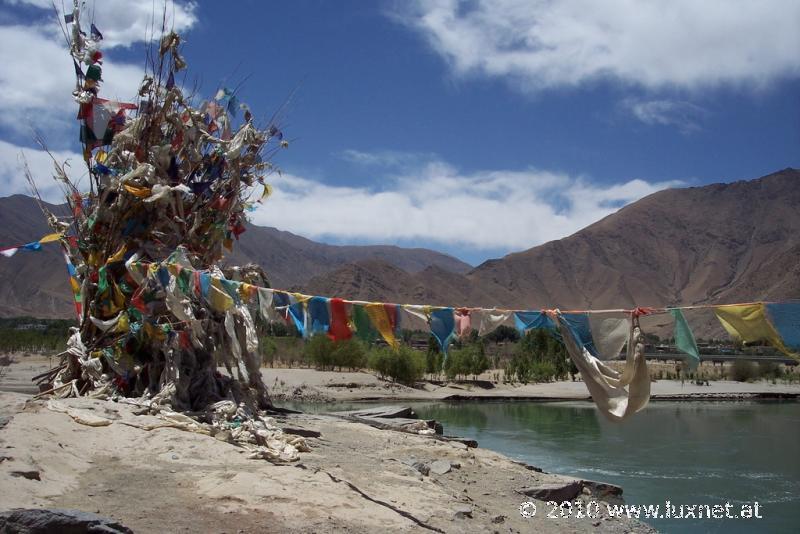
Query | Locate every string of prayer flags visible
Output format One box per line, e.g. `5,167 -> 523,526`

670,309 -> 700,371
0,232 -> 62,258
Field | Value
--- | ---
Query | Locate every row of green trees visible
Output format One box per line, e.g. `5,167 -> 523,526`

0,317 -> 76,353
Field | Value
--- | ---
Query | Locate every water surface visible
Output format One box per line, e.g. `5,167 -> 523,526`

410,400 -> 800,533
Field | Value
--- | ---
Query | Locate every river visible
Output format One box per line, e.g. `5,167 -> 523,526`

286,399 -> 800,533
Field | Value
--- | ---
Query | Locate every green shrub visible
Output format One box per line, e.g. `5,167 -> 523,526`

368,346 -> 425,385
330,338 -> 367,371
729,360 -> 758,382
303,334 -> 334,370
258,336 -> 277,367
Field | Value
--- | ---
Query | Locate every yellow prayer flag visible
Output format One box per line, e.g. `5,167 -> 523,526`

208,278 -> 234,312
714,303 -> 790,355
124,184 -> 152,198
38,233 -> 62,244
365,303 -> 398,349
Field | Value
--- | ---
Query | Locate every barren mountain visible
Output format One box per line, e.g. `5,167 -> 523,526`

303,169 -> 800,311
2,169 -> 798,320
0,195 -> 469,318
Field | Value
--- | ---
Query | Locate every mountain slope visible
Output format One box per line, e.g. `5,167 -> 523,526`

302,169 -> 800,312
0,196 -> 470,318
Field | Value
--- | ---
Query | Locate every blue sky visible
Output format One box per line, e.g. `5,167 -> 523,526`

1,0 -> 798,265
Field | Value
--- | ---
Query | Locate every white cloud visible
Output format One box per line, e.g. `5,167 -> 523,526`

0,25 -> 145,138
395,0 -> 800,91
0,139 -> 85,203
251,159 -> 681,251
338,148 -> 437,168
0,1 -> 196,143
7,0 -> 197,48
623,99 -> 707,133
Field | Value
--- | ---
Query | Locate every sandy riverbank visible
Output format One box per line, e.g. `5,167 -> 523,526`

3,353 -> 799,402
0,392 -> 656,533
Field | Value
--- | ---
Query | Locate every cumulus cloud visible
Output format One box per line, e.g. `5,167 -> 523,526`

623,99 -> 708,133
0,1 -> 196,141
0,139 -> 84,203
7,0 -> 197,48
251,158 -> 682,251
394,0 -> 800,92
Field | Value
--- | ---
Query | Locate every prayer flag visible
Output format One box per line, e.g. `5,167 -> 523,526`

670,309 -> 700,371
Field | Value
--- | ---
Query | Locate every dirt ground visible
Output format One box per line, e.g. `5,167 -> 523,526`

0,392 -> 654,533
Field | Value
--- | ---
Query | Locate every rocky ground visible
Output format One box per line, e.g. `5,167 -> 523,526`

0,392 -> 656,533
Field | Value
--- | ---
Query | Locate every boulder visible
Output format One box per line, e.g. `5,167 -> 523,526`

0,508 -> 133,533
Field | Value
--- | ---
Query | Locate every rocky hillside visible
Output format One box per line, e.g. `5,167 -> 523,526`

303,169 -> 800,311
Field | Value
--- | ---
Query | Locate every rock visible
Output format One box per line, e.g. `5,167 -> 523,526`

430,460 -> 451,475
580,479 -> 624,505
520,479 -> 582,502
281,427 -> 322,438
411,461 -> 430,476
0,508 -> 133,533
453,506 -> 473,520
10,470 -> 40,481
492,515 -> 505,524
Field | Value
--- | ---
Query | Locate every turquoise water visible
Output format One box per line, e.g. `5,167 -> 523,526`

283,400 -> 800,533
411,400 -> 800,534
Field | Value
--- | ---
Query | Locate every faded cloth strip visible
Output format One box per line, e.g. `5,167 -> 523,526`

474,309 -> 513,336
715,303 -> 791,356
557,313 -> 650,422
454,308 -> 471,337
559,313 -> 599,357
430,307 -> 456,355
670,309 -> 700,371
587,312 -> 630,360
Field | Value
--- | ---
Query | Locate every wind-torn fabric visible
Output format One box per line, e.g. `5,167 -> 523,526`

454,308 -> 472,337
430,307 -> 456,355
308,296 -> 330,336
366,303 -> 399,349
764,302 -> 800,356
714,303 -> 791,356
328,298 -> 352,341
557,313 -> 650,422
514,311 -> 557,335
559,312 -> 599,357
586,312 -> 630,360
402,304 -> 430,323
257,287 -> 274,322
474,309 -> 513,336
287,294 -> 308,338
352,304 -> 377,343
670,309 -> 700,371
207,278 -> 234,312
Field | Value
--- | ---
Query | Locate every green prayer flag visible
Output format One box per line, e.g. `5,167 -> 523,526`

97,266 -> 108,293
671,309 -> 700,372
352,304 -> 377,343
